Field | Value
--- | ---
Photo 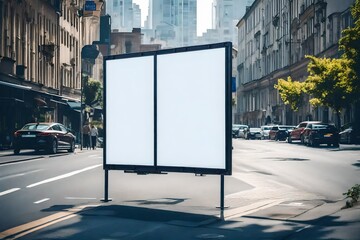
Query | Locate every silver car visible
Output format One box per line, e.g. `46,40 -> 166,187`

260,125 -> 273,139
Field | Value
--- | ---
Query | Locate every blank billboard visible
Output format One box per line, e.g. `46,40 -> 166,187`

157,48 -> 226,169
105,55 -> 154,166
104,42 -> 232,175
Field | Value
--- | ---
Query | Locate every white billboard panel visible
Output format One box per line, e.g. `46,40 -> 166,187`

156,48 -> 226,169
105,56 -> 154,166
104,42 -> 232,175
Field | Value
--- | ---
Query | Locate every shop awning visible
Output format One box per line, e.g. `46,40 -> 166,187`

50,99 -> 68,105
0,81 -> 32,90
67,101 -> 81,113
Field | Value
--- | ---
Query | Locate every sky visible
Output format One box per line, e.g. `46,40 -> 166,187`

132,0 -> 213,36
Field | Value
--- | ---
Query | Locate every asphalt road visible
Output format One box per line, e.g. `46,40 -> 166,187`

0,140 -> 359,239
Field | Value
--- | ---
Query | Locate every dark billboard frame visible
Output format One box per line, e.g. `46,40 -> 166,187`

103,42 -> 232,176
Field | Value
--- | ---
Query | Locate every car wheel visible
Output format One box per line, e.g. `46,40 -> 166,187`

287,136 -> 292,143
333,142 -> 339,148
14,148 -> 20,155
68,140 -> 75,152
49,140 -> 58,154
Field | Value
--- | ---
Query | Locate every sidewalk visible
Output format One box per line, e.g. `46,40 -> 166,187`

2,197 -> 359,239
213,199 -> 360,239
0,145 -> 84,165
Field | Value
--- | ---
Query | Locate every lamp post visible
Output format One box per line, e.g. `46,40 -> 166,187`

80,45 -> 100,150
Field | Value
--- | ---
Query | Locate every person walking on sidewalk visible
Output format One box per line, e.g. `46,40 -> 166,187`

82,123 -> 91,149
90,125 -> 98,150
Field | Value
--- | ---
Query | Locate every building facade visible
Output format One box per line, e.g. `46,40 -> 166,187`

0,0 -> 103,148
236,0 -> 355,128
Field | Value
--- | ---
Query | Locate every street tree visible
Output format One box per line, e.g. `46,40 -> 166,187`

339,0 -> 360,130
305,55 -> 355,128
274,76 -> 306,111
339,0 -> 360,84
83,77 -> 103,107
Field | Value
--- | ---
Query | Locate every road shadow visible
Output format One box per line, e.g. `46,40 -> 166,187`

263,157 -> 310,161
352,160 -> 360,169
42,205 -> 76,212
126,198 -> 188,205
20,204 -> 359,240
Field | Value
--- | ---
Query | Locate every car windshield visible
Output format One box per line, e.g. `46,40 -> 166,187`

262,126 -> 272,130
22,124 -> 50,130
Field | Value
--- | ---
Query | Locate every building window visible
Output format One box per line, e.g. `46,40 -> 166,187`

125,41 -> 132,53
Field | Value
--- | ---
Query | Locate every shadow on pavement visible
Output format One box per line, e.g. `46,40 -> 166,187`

126,198 -> 188,205
238,214 -> 355,240
21,204 -> 360,240
352,160 -> 360,169
263,157 -> 310,161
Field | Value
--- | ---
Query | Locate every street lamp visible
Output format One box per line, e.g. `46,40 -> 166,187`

80,45 -> 99,150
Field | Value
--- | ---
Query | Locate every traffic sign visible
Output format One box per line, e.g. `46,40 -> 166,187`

84,1 -> 96,11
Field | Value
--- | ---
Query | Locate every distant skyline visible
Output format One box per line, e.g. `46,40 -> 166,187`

132,0 -> 213,36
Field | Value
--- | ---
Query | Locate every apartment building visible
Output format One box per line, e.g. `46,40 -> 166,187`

236,0 -> 355,127
0,0 -> 103,148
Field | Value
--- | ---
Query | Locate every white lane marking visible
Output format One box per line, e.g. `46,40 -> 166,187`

34,198 -> 50,204
26,164 -> 102,188
88,155 -> 98,158
65,197 -> 97,200
296,225 -> 312,232
0,188 -> 21,197
0,169 -> 43,181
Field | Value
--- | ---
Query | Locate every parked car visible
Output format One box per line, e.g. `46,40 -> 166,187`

339,123 -> 360,144
232,124 -> 248,138
269,125 -> 295,141
260,125 -> 273,139
13,122 -> 76,154
302,123 -> 339,147
288,121 -> 322,144
245,127 -> 262,140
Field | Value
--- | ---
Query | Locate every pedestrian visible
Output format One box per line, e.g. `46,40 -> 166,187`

90,125 -> 98,150
82,123 -> 91,149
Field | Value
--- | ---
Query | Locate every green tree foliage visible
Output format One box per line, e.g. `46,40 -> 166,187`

83,77 -> 103,106
274,76 -> 305,111
305,55 -> 355,127
339,0 -> 360,93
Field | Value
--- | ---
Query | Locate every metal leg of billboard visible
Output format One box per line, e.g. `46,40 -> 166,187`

220,174 -> 225,220
101,169 -> 112,202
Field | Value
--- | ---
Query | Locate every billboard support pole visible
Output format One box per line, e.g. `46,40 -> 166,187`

101,169 -> 111,202
220,174 -> 225,220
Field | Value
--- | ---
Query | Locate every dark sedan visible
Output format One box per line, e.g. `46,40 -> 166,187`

13,122 -> 76,154
303,123 -> 339,147
269,125 -> 295,141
